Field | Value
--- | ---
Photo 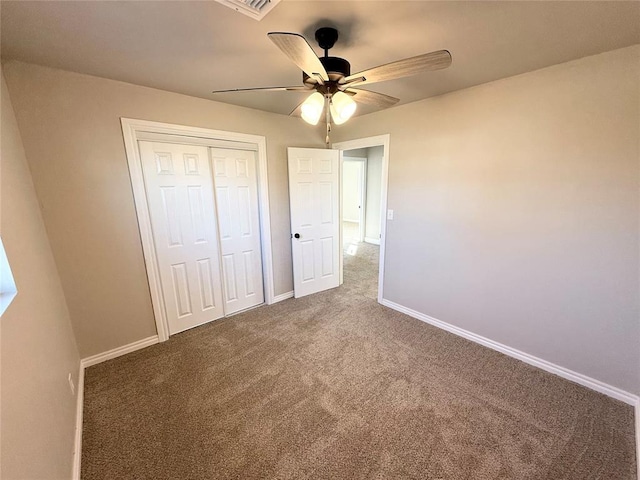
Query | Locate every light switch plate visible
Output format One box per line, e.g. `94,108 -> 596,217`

387,209 -> 394,220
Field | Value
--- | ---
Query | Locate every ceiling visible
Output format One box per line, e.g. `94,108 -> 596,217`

2,1 -> 639,118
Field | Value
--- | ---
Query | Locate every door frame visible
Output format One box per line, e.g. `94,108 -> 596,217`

342,156 -> 367,242
333,134 -> 390,304
121,118 -> 275,342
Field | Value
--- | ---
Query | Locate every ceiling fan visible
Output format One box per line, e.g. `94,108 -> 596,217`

212,27 -> 452,141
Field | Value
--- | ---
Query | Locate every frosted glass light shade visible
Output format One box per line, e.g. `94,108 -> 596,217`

300,92 -> 325,125
330,91 -> 356,125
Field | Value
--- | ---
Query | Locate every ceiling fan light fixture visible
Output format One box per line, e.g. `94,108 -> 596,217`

300,92 -> 325,125
330,91 -> 356,125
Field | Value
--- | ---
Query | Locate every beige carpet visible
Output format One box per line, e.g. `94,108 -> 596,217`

81,242 -> 637,479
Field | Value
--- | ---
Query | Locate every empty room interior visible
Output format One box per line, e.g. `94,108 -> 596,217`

1,1 -> 640,479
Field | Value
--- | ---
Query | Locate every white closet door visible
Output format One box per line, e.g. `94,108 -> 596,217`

211,148 -> 265,314
139,141 -> 225,335
287,147 -> 340,298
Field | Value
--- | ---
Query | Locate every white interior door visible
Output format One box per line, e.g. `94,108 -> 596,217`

139,141 -> 225,335
288,147 -> 340,298
211,148 -> 265,314
342,158 -> 367,242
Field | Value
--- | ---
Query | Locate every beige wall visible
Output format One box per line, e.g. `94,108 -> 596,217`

334,45 -> 640,395
1,70 -> 80,479
2,61 -> 324,358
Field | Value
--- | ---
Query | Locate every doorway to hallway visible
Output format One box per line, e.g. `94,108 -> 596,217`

285,135 -> 389,302
336,138 -> 389,301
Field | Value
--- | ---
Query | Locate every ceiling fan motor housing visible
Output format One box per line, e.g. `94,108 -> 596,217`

303,56 -> 351,90
303,27 -> 351,91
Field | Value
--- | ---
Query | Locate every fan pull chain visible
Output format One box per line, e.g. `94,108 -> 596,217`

325,94 -> 331,146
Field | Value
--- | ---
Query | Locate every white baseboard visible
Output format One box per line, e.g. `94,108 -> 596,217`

272,291 -> 294,303
81,335 -> 159,369
380,299 -> 639,406
72,362 -> 85,480
364,237 -> 380,245
636,400 -> 640,480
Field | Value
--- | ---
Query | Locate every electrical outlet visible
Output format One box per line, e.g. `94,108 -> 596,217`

68,373 -> 75,396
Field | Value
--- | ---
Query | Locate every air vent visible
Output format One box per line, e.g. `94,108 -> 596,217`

214,0 -> 281,21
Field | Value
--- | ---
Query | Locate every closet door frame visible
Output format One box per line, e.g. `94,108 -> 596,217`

121,118 -> 274,342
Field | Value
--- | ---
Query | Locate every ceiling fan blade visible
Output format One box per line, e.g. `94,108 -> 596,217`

212,86 -> 310,94
345,88 -> 400,108
268,32 -> 329,83
289,100 -> 304,117
343,50 -> 452,86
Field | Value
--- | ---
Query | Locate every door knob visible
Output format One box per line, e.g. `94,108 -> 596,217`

294,233 -> 300,239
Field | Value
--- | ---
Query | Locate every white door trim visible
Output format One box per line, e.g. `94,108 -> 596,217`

121,118 -> 275,342
333,135 -> 390,304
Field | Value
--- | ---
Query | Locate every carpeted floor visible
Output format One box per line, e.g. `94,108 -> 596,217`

81,241 -> 637,479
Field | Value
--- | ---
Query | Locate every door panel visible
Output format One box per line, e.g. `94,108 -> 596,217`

211,148 -> 265,314
139,141 -> 225,335
288,147 -> 340,298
